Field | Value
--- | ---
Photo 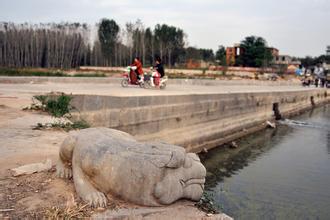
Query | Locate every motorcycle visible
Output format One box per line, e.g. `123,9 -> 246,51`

121,66 -> 144,88
143,71 -> 168,89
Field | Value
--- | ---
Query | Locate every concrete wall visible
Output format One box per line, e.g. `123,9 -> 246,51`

71,89 -> 329,153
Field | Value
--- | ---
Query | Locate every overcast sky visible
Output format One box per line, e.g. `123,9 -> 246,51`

1,0 -> 329,57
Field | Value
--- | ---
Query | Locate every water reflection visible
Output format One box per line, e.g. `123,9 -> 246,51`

200,126 -> 292,189
201,104 -> 330,220
309,107 -> 314,117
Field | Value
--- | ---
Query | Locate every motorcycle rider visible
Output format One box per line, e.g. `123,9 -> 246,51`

150,56 -> 165,88
154,56 -> 165,78
131,57 -> 144,82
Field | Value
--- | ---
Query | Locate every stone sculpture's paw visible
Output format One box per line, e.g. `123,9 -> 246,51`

56,162 -> 72,179
85,192 -> 107,208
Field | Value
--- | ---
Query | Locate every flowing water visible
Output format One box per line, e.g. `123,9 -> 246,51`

201,104 -> 330,220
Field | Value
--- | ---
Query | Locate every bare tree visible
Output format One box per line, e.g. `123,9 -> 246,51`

0,20 -> 190,68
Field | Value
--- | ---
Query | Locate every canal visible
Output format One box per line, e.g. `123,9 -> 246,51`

201,104 -> 330,220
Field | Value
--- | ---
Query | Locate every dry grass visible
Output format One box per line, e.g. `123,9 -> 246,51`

45,204 -> 90,219
44,193 -> 91,219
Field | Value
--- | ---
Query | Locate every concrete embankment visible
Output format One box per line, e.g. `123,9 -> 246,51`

67,84 -> 329,153
0,76 -> 327,153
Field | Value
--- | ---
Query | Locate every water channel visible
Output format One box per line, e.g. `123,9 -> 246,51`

201,104 -> 330,220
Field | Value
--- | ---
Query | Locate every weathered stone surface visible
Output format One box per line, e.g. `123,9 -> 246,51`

11,159 -> 52,177
70,87 -> 329,153
57,127 -> 206,207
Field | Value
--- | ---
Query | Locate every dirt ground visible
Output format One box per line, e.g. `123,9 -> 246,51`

0,93 -> 71,218
0,89 -> 231,219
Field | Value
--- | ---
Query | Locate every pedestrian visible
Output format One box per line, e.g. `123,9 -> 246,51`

318,66 -> 326,87
314,65 -> 320,87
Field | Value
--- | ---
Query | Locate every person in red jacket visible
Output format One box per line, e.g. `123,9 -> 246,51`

131,57 -> 144,81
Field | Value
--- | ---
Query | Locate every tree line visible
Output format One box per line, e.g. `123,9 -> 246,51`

299,55 -> 330,68
2,19 -> 325,69
0,22 -> 90,68
0,19 -> 218,69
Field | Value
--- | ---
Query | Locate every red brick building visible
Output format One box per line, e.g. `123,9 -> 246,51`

226,44 -> 242,66
226,44 -> 279,66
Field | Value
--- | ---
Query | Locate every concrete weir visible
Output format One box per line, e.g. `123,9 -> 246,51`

69,82 -> 330,153
2,76 -> 327,153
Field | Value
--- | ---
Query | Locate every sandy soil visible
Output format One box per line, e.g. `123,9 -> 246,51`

0,92 -> 70,218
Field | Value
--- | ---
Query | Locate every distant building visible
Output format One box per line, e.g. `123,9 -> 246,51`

225,44 -> 279,66
274,55 -> 292,65
226,44 -> 242,66
327,46 -> 330,56
273,55 -> 301,67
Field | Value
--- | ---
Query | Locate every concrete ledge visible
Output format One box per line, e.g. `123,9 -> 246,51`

70,88 -> 329,152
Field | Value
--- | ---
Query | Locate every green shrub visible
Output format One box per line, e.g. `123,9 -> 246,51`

32,93 -> 73,117
31,93 -> 90,131
46,94 -> 73,117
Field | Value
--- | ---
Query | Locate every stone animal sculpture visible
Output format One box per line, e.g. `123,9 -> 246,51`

57,127 -> 206,207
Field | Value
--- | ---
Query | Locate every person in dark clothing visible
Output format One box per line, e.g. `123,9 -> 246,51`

153,56 -> 165,78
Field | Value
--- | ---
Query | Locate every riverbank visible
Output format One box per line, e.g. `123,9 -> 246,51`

0,80 -> 235,219
1,77 -> 328,153
0,77 -> 328,218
